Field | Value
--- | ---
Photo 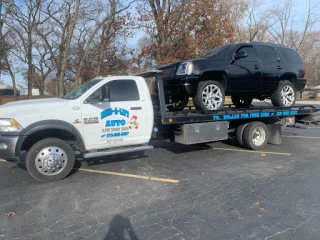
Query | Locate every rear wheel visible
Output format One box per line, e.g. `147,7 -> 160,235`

271,80 -> 296,107
236,123 -> 249,147
231,96 -> 253,108
243,122 -> 269,151
26,138 -> 75,182
167,96 -> 189,111
193,80 -> 225,110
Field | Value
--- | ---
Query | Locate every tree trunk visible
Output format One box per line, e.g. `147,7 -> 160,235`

27,29 -> 33,99
57,0 -> 80,97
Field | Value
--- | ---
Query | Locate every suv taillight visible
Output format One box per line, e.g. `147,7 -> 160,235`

302,64 -> 306,78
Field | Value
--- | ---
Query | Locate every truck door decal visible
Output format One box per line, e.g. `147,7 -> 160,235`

100,108 -> 140,138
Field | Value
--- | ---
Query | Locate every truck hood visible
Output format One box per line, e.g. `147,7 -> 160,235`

0,98 -> 70,119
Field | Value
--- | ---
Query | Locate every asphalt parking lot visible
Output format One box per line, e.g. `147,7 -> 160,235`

1,121 -> 320,239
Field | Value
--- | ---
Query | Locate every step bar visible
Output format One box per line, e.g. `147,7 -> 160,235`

84,145 -> 153,159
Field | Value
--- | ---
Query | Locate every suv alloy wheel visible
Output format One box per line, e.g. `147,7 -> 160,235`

193,80 -> 225,110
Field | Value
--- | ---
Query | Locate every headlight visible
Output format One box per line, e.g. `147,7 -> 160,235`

176,62 -> 193,75
0,119 -> 23,132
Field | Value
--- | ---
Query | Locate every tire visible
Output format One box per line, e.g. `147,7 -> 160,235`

26,138 -> 75,182
167,96 -> 189,111
231,96 -> 253,108
271,80 -> 296,107
243,121 -> 269,151
236,123 -> 249,147
193,80 -> 225,110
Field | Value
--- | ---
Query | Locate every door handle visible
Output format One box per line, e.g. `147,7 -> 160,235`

277,66 -> 283,70
254,65 -> 260,69
131,107 -> 142,110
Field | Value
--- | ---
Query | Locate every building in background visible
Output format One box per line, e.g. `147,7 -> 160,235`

0,83 -> 40,96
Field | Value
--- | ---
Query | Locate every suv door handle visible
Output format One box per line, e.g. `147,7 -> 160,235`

131,107 -> 142,110
254,65 -> 260,69
277,66 -> 283,70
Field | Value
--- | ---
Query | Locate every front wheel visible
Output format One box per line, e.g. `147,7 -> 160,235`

271,81 -> 296,107
193,80 -> 225,110
26,138 -> 75,182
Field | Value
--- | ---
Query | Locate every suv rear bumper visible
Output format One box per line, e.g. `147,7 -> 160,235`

296,78 -> 307,91
0,136 -> 19,161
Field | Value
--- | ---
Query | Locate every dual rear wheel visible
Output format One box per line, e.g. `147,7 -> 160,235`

236,121 -> 269,151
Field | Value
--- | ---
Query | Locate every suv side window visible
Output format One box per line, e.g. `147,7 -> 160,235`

107,79 -> 140,102
236,46 -> 258,62
257,46 -> 278,63
278,47 -> 303,64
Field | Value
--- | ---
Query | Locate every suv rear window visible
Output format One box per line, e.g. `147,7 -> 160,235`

278,47 -> 303,64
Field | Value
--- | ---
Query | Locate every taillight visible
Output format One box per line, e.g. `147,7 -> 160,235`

302,64 -> 306,78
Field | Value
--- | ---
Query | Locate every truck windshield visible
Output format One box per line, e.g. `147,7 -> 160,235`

62,79 -> 102,100
200,45 -> 232,58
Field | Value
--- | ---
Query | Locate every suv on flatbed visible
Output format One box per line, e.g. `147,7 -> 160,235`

158,42 -> 307,111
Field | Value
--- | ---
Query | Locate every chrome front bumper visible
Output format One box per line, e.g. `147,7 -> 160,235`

0,136 -> 19,161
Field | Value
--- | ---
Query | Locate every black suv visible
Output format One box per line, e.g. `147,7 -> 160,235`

158,42 -> 306,111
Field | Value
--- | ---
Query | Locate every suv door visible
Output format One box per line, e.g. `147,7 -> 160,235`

229,45 -> 262,92
256,45 -> 283,92
81,78 -> 149,150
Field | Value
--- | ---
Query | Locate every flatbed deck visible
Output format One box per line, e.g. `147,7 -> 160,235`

157,105 -> 320,124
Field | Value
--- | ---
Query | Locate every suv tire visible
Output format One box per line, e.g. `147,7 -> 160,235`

193,80 -> 225,110
271,80 -> 296,107
231,96 -> 253,108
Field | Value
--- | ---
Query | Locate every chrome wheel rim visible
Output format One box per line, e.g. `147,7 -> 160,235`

202,84 -> 223,110
35,146 -> 67,176
252,127 -> 266,146
281,85 -> 295,106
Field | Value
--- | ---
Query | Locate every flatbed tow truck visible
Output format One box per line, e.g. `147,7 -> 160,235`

0,70 -> 319,182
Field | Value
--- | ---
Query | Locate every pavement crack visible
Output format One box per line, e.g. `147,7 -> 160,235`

264,214 -> 319,240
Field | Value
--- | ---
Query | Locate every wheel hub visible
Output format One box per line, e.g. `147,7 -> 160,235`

202,84 -> 223,110
35,146 -> 67,176
281,85 -> 295,106
251,127 -> 266,146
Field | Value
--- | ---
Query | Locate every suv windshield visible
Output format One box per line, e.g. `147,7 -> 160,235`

62,79 -> 102,100
200,44 -> 232,58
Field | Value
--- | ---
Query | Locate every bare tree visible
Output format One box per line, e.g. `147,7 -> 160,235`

7,0 -> 44,98
234,0 -> 271,42
0,0 -> 15,95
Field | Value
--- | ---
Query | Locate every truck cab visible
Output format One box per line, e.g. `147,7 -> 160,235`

0,76 -> 154,182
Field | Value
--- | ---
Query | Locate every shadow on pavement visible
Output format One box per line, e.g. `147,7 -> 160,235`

104,215 -> 139,240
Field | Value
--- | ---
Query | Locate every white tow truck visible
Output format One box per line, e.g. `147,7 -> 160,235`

0,71 -> 319,182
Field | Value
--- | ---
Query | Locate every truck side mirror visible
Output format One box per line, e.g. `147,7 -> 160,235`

234,51 -> 248,61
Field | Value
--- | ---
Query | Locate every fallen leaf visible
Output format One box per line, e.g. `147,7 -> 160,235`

259,207 -> 265,211
115,186 -> 120,190
276,166 -> 282,169
201,172 -> 204,176
261,153 -> 266,157
5,212 -> 15,217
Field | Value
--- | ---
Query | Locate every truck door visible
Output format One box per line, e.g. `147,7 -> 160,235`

81,78 -> 149,151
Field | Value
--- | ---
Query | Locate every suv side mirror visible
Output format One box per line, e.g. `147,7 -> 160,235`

234,51 -> 248,60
